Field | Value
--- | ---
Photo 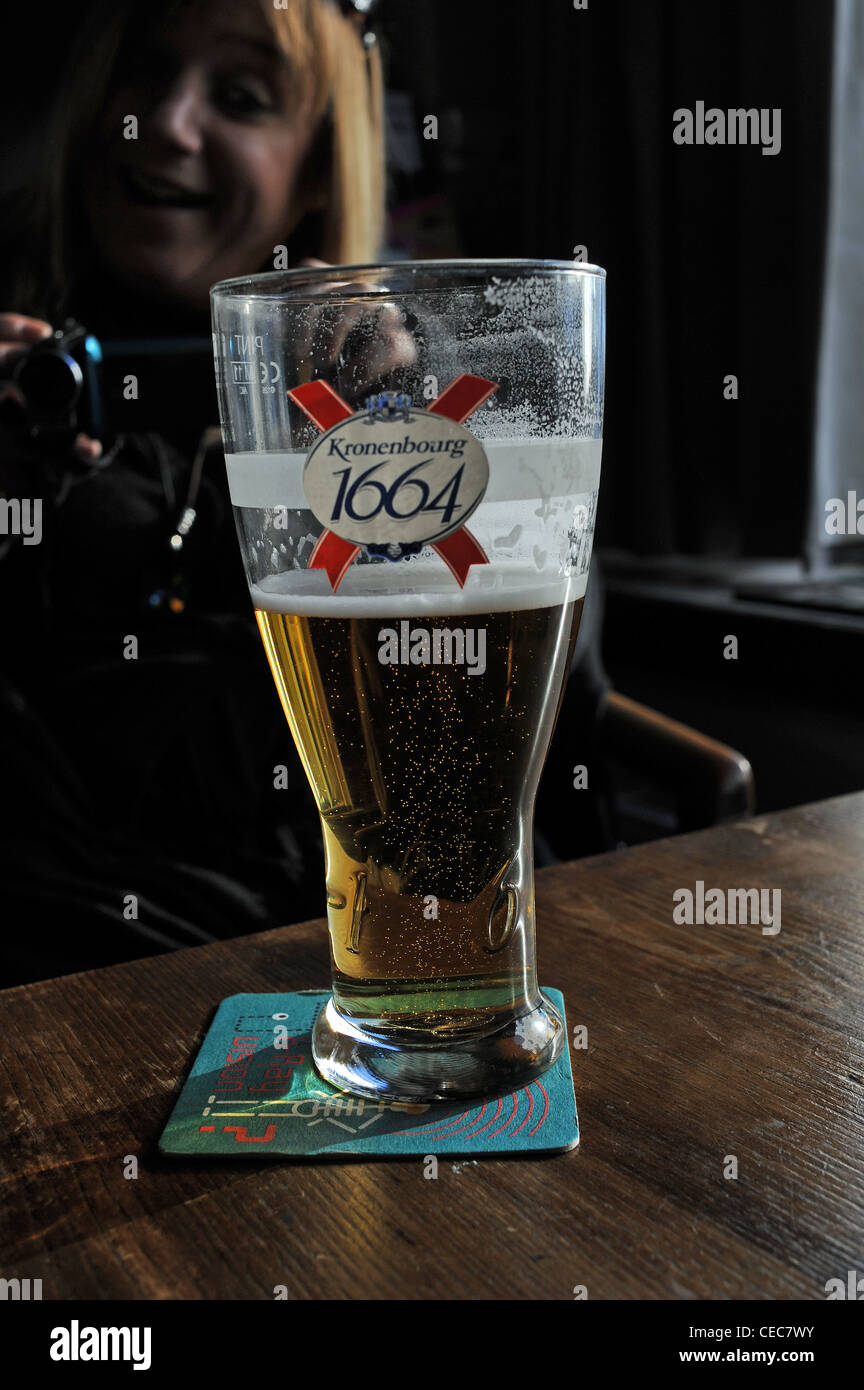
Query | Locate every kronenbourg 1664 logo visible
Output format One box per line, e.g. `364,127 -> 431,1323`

287,374 -> 497,591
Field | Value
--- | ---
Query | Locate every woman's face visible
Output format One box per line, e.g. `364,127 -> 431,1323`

83,1 -> 322,310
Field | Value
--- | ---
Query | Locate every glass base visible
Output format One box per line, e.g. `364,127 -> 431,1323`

311,992 -> 565,1102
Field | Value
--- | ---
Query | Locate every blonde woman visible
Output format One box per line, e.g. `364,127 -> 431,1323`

5,0 -> 383,318
0,0 -> 391,978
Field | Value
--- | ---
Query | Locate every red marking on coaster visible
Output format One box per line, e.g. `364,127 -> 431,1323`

467,1096 -> 504,1136
415,1103 -> 489,1139
488,1092 -> 521,1139
509,1086 -> 535,1139
527,1082 -> 550,1136
223,1123 -> 278,1144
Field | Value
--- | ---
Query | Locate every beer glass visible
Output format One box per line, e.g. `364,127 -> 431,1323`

211,261 -> 605,1100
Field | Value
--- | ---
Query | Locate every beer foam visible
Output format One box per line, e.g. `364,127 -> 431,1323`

225,437 -> 602,510
250,562 -> 586,617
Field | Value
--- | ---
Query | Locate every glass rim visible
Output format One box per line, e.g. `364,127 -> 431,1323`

210,257 -> 606,306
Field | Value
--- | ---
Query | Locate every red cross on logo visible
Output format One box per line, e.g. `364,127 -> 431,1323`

288,374 -> 497,591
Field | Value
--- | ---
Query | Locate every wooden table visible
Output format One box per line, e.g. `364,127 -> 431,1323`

2,794 -> 863,1300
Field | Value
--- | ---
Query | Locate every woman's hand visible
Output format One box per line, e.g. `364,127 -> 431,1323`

294,259 -> 417,391
0,313 -> 102,463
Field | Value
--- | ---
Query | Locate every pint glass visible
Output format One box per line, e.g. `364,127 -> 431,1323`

211,260 -> 605,1100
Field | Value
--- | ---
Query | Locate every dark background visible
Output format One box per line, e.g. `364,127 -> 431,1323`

379,0 -> 833,560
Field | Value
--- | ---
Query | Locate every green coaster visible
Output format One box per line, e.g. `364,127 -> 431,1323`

159,989 -> 579,1159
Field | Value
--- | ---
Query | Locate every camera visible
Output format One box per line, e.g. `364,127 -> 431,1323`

9,319 -> 105,447
1,322 -> 215,465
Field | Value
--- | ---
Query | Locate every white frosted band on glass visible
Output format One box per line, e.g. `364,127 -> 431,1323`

226,437 -> 602,510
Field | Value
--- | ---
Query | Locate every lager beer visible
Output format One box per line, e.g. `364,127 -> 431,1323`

253,587 -> 584,1035
212,260 -> 605,1099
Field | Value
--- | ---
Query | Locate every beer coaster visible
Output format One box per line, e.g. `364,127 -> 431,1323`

158,990 -> 579,1159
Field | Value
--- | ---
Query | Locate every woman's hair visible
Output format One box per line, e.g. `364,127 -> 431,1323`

267,0 -> 384,266
4,0 -> 384,319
